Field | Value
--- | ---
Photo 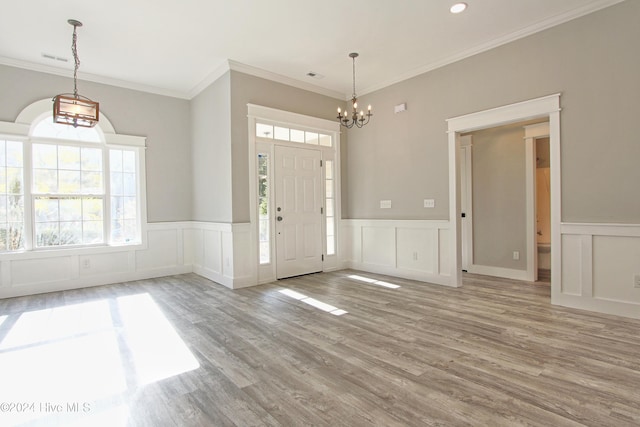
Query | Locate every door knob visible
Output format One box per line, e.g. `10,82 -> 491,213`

277,216 -> 283,221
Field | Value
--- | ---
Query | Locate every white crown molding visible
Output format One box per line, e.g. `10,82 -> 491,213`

358,0 -> 627,97
1,0 -> 625,101
0,56 -> 190,99
187,60 -> 232,99
226,60 -> 344,100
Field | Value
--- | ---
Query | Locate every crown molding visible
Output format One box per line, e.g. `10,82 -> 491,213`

358,0 -> 627,97
226,60 -> 344,100
0,55 -> 190,99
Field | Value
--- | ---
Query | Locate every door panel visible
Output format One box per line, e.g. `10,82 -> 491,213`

275,145 -> 323,279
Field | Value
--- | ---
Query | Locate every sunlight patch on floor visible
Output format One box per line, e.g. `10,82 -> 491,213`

348,274 -> 401,289
0,293 -> 199,426
278,288 -> 348,316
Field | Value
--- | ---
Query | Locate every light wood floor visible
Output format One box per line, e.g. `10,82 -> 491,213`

1,270 -> 639,426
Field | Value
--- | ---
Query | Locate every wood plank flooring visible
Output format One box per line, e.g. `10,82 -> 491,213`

1,270 -> 639,426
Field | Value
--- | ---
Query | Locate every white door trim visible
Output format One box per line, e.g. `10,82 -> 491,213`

247,104 -> 341,285
446,94 -> 561,291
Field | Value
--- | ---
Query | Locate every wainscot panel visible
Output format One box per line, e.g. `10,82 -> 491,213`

342,220 -> 453,287
554,223 -> 640,319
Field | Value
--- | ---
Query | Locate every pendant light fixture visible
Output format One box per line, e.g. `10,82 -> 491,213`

53,19 -> 99,128
337,53 -> 372,129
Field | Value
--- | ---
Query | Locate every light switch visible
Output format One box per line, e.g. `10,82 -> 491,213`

424,199 -> 435,208
380,200 -> 392,209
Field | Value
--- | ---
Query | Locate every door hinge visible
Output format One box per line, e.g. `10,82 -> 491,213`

322,254 -> 324,261
321,206 -> 324,214
320,160 -> 323,167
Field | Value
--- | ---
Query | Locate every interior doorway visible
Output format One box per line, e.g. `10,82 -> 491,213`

446,94 -> 561,294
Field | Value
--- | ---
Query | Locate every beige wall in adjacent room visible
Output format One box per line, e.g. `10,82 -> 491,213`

0,65 -> 192,223
470,125 -> 527,271
345,0 -> 640,224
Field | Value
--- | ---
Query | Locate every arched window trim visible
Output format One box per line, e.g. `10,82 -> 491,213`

0,99 -> 148,257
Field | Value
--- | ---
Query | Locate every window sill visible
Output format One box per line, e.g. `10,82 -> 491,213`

0,242 -> 145,261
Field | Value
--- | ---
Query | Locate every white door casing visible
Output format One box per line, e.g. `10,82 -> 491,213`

274,145 -> 323,279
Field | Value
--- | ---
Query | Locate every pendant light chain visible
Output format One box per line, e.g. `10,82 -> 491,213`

71,23 -> 80,98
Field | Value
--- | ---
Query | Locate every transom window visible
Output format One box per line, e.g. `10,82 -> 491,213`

0,111 -> 144,253
256,122 -> 332,147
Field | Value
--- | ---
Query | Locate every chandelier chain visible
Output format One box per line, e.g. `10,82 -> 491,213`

71,24 -> 80,98
352,55 -> 357,100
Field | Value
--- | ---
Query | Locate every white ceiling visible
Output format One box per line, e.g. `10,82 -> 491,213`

0,0 -> 625,100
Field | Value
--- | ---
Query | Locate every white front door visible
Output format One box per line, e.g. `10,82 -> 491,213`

274,145 -> 323,279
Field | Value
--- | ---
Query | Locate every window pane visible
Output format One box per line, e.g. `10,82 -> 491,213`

123,173 -> 136,196
83,220 -> 103,244
35,222 -> 59,246
33,169 -> 58,193
256,123 -> 274,139
290,129 -> 305,143
33,144 -> 57,169
110,150 -> 123,172
274,126 -> 289,141
326,199 -> 334,217
82,147 -> 102,171
259,241 -> 270,264
305,132 -> 319,145
82,171 -> 103,194
123,197 -> 137,219
58,146 -> 80,170
59,198 -> 82,221
83,198 -> 103,221
111,173 -> 124,196
6,141 -> 23,167
59,170 -> 81,193
326,217 -> 335,236
35,198 -> 59,222
60,221 -> 82,245
319,134 -> 332,147
327,235 -> 335,256
325,182 -> 333,198
123,151 -> 136,173
325,160 -> 333,180
6,167 -> 23,194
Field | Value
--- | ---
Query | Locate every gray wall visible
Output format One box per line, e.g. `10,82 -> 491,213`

191,72 -> 232,222
0,65 -> 192,223
229,71 -> 345,223
471,125 -> 527,270
345,0 -> 640,224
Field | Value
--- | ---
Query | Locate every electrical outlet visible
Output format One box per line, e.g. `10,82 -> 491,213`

423,199 -> 435,208
81,258 -> 91,269
513,251 -> 520,261
413,252 -> 418,261
634,274 -> 640,289
380,200 -> 392,209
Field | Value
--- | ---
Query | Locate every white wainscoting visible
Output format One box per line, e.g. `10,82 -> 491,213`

341,219 -> 453,287
0,221 -> 254,298
555,223 -> 640,319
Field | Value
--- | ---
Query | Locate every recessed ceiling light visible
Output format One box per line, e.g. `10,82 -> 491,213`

450,2 -> 468,14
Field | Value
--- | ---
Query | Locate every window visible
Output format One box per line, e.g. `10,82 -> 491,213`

0,111 -> 144,253
325,160 -> 335,255
0,140 -> 24,251
257,153 -> 270,264
256,122 -> 332,147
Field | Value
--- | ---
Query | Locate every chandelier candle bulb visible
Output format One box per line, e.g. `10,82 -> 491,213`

336,52 -> 372,128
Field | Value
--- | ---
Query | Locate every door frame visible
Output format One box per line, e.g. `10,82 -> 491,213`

446,94 -> 561,292
247,104 -> 341,284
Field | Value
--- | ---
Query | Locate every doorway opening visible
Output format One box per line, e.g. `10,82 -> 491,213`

446,94 -> 561,297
